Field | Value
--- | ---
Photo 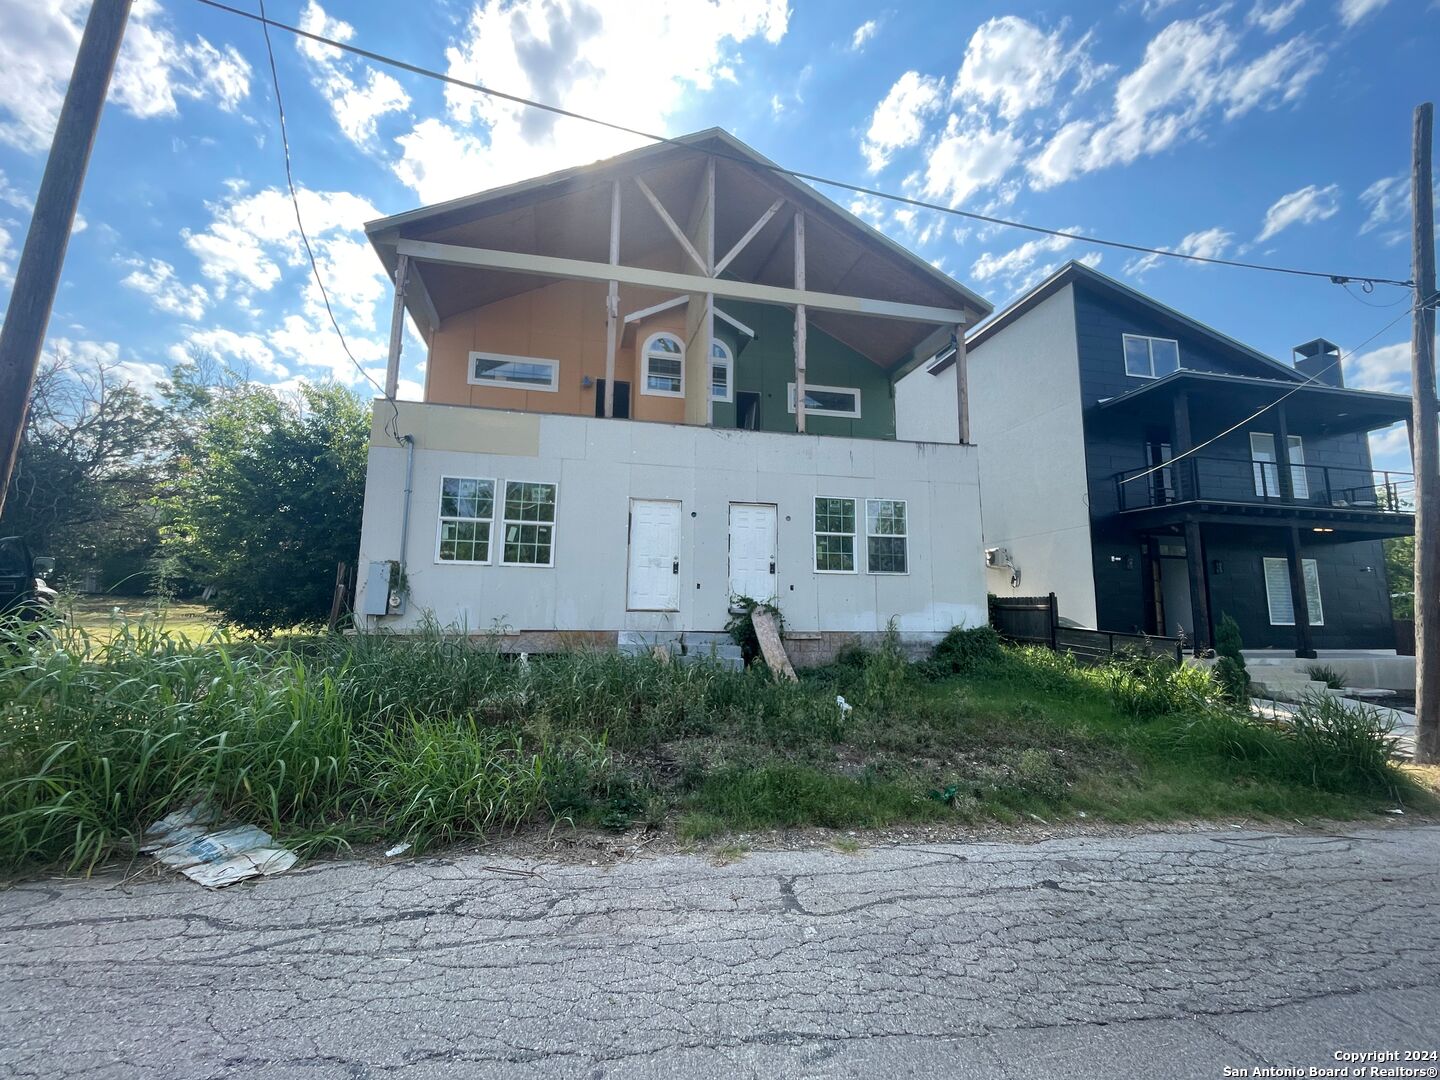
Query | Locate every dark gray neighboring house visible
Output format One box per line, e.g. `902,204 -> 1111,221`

902,261 -> 1413,657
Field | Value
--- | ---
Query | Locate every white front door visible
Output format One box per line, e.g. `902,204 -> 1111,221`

627,500 -> 681,611
728,503 -> 777,604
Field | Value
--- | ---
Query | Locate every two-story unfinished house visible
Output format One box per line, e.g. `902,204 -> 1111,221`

901,260 -> 1414,658
355,129 -> 992,660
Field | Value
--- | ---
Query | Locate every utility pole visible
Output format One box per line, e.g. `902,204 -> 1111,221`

0,0 -> 130,519
1412,101 -> 1438,764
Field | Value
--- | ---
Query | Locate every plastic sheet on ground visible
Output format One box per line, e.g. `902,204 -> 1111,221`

140,804 -> 298,888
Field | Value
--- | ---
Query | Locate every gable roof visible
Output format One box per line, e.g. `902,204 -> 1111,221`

365,128 -> 991,321
929,260 -> 1305,382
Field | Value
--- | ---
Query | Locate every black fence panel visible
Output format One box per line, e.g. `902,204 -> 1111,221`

990,593 -> 1183,664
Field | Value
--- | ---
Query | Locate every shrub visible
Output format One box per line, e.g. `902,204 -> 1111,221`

1213,614 -> 1250,704
1098,653 -> 1223,719
1285,694 -> 1401,797
724,596 -> 784,669
923,625 -> 1004,678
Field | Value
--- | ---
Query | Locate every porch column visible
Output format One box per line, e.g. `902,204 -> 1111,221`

793,211 -> 807,434
1284,525 -> 1318,658
953,325 -> 970,444
682,157 -> 715,427
1183,519 -> 1212,654
1274,401 -> 1296,502
384,252 -> 409,399
602,180 -> 620,419
1171,389 -> 1194,499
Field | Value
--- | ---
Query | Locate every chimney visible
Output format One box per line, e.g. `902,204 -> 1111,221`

1293,338 -> 1344,387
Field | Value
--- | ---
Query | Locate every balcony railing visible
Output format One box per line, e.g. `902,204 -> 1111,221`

1114,456 -> 1414,514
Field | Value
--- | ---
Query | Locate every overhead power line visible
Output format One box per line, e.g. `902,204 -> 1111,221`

252,0 -> 402,440
191,0 -> 1414,291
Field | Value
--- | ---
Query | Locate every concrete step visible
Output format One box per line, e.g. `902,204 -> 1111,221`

617,631 -> 744,668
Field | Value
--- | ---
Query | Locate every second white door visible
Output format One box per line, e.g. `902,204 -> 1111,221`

728,503 -> 778,604
627,500 -> 681,611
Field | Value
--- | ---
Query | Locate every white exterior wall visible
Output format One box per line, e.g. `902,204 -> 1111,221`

357,401 -> 987,636
895,284 -> 1097,627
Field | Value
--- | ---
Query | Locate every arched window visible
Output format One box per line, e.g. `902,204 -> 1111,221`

641,332 -> 684,397
710,340 -> 733,403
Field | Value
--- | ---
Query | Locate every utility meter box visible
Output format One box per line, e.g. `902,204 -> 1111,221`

361,560 -> 404,616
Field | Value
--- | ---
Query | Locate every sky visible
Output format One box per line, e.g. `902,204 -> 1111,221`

0,0 -> 1434,472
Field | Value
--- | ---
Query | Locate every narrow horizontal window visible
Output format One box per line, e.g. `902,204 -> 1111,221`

468,352 -> 559,391
865,499 -> 908,574
436,476 -> 495,564
501,481 -> 558,567
814,497 -> 857,573
787,382 -> 862,419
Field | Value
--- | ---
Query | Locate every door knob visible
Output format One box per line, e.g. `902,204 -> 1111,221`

672,559 -> 679,575
769,560 -> 776,574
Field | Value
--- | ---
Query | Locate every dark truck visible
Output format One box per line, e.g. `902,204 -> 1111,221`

0,536 -> 58,633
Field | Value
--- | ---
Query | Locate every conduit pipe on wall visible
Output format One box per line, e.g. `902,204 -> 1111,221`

398,432 -> 415,584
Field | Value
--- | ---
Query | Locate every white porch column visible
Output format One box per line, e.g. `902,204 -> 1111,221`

682,157 -> 716,426
384,252 -> 409,399
793,211 -> 807,434
953,323 -> 969,444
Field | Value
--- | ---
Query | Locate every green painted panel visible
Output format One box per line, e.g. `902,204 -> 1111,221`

716,301 -> 896,439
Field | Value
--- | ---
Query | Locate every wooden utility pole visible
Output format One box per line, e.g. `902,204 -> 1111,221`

0,0 -> 130,518
1412,102 -> 1439,764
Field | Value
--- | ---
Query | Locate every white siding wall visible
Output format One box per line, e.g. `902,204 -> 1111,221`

358,402 -> 987,635
894,284 -> 1096,626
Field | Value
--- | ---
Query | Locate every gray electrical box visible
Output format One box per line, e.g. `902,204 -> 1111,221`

362,560 -> 402,616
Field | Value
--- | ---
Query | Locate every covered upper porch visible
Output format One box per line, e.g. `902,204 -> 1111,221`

1099,369 -> 1414,532
366,129 -> 991,441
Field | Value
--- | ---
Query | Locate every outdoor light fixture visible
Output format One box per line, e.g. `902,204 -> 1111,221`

1211,559 -> 1224,574
1312,527 -> 1334,533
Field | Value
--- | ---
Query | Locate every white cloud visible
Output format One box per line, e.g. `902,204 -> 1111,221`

1027,14 -> 1323,189
1248,0 -> 1306,32
922,115 -> 1025,209
393,0 -> 790,204
1124,226 -> 1234,276
1370,423 -> 1411,471
954,16 -> 1105,123
862,72 -> 946,172
169,328 -> 288,380
850,18 -> 880,51
0,169 -> 31,211
1344,341 -> 1411,393
0,222 -> 14,285
1338,0 -> 1390,27
296,2 -> 410,146
969,229 -> 1100,293
1257,182 -> 1341,241
0,0 -> 250,152
120,257 -> 210,320
180,184 -> 390,386
1358,174 -> 1407,239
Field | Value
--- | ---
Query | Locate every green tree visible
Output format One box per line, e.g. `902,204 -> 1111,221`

1383,536 -> 1414,620
0,353 -> 169,590
167,381 -> 369,632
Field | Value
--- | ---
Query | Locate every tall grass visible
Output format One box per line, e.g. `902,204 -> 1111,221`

0,618 -> 1420,874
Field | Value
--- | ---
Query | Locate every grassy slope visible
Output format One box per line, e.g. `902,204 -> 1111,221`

0,625 -> 1432,873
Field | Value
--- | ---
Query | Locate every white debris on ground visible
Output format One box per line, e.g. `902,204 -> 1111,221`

384,842 -> 413,858
140,804 -> 297,888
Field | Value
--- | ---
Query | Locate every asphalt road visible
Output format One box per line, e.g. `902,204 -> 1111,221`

2,824 -> 1438,1079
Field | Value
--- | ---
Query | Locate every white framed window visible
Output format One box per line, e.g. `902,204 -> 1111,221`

501,481 -> 558,567
814,497 -> 857,573
641,332 -> 685,397
436,476 -> 495,564
865,499 -> 908,574
468,352 -> 559,392
787,382 -> 862,419
1122,334 -> 1181,379
1263,557 -> 1324,626
710,340 -> 733,403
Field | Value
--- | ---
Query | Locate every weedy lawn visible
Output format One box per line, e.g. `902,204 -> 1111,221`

0,622 -> 1431,873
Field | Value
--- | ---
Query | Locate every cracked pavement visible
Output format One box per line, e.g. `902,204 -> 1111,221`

2,824 -> 1438,1079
